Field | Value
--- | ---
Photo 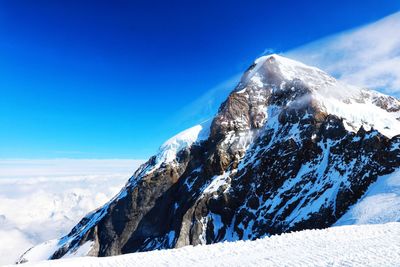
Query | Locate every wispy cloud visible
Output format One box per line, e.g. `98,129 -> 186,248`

286,12 -> 400,97
169,74 -> 242,128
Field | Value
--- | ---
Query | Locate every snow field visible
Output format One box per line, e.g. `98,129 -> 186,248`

11,223 -> 400,267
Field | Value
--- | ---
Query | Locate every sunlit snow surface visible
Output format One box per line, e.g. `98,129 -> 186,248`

0,159 -> 144,266
8,223 -> 400,267
336,169 -> 400,226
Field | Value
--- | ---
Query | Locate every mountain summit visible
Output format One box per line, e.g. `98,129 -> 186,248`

19,55 -> 400,262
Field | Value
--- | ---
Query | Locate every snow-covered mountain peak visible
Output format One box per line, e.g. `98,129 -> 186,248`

254,54 -> 326,77
233,54 -> 400,137
246,54 -> 336,90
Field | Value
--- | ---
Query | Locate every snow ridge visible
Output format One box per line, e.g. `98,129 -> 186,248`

156,120 -> 211,165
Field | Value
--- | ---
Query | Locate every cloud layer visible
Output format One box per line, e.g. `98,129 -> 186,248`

0,158 -> 144,179
0,159 -> 144,265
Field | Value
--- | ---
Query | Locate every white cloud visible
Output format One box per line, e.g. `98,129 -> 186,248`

286,12 -> 400,97
0,159 -> 144,265
0,158 -> 144,178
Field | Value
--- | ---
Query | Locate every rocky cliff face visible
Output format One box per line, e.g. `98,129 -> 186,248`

18,55 -> 400,262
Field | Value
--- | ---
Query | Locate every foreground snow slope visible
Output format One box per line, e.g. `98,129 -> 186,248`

13,223 -> 400,267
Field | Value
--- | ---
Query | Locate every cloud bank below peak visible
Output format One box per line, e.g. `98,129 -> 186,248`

286,12 -> 400,97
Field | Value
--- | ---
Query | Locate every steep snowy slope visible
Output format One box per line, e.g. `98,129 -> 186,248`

336,168 -> 400,225
18,54 -> 400,263
12,223 -> 400,267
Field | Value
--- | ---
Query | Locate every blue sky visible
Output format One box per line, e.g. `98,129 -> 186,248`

1,1 -> 399,159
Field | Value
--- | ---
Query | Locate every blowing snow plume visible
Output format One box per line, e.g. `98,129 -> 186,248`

175,12 -> 400,130
287,12 -> 400,96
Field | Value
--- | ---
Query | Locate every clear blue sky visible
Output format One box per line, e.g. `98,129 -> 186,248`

1,0 -> 399,159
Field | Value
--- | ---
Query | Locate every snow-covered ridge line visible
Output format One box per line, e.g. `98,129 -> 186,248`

11,223 -> 400,267
253,53 -> 336,86
255,54 -> 325,76
155,120 -> 211,165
